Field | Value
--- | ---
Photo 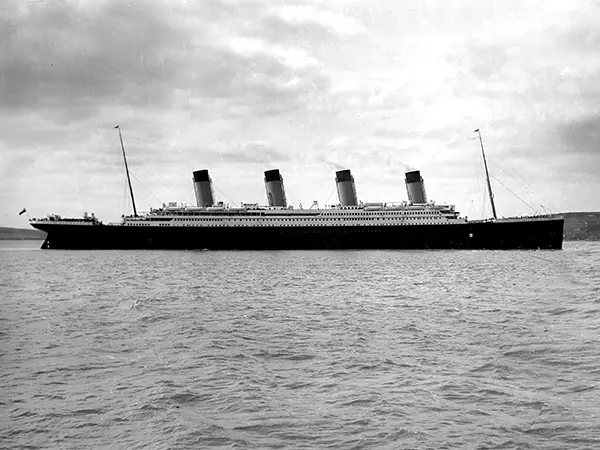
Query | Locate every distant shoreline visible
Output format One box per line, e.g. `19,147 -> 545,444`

0,238 -> 46,241
0,227 -> 46,241
2,211 -> 599,241
0,239 -> 43,241
560,211 -> 600,241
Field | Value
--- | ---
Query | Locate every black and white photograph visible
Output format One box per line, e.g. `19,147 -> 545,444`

1,0 -> 599,448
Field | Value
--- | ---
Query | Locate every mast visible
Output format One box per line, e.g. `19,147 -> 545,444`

115,125 -> 138,217
474,128 -> 497,219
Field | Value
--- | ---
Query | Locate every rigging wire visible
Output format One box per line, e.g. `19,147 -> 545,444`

212,184 -> 237,206
481,180 -> 488,218
124,133 -> 194,201
467,164 -> 487,219
485,153 -> 561,213
128,171 -> 164,206
119,170 -> 127,216
469,134 -> 557,217
324,185 -> 337,206
465,167 -> 483,218
127,153 -> 184,196
463,135 -> 488,218
139,164 -> 184,199
489,174 -> 538,214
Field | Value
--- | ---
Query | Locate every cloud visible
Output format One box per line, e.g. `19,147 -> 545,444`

215,141 -> 292,164
1,1 -> 188,115
559,114 -> 600,160
0,0 -> 332,129
229,36 -> 317,69
275,5 -> 365,36
265,4 -> 366,40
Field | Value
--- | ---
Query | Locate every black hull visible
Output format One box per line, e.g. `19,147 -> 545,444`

32,219 -> 564,250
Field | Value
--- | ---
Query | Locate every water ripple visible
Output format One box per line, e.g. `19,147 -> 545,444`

1,241 -> 599,449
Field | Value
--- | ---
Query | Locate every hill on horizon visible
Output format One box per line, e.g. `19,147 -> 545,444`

555,211 -> 600,241
0,226 -> 46,240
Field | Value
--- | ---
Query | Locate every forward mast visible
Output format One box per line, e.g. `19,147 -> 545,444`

115,125 -> 138,217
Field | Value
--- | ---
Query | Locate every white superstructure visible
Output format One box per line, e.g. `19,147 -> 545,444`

120,201 -> 464,227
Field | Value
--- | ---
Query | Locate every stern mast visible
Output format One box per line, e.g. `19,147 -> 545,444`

474,128 -> 497,220
115,125 -> 138,217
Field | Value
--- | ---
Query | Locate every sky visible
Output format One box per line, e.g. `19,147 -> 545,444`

1,0 -> 599,228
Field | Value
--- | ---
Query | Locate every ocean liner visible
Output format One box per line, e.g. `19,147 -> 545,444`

29,128 -> 564,250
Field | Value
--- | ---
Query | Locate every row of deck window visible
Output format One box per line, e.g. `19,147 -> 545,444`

170,217 -> 444,222
128,216 -> 446,223
126,221 -> 449,227
126,216 -> 448,226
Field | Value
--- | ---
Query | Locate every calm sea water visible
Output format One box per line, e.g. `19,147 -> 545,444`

1,241 -> 599,449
